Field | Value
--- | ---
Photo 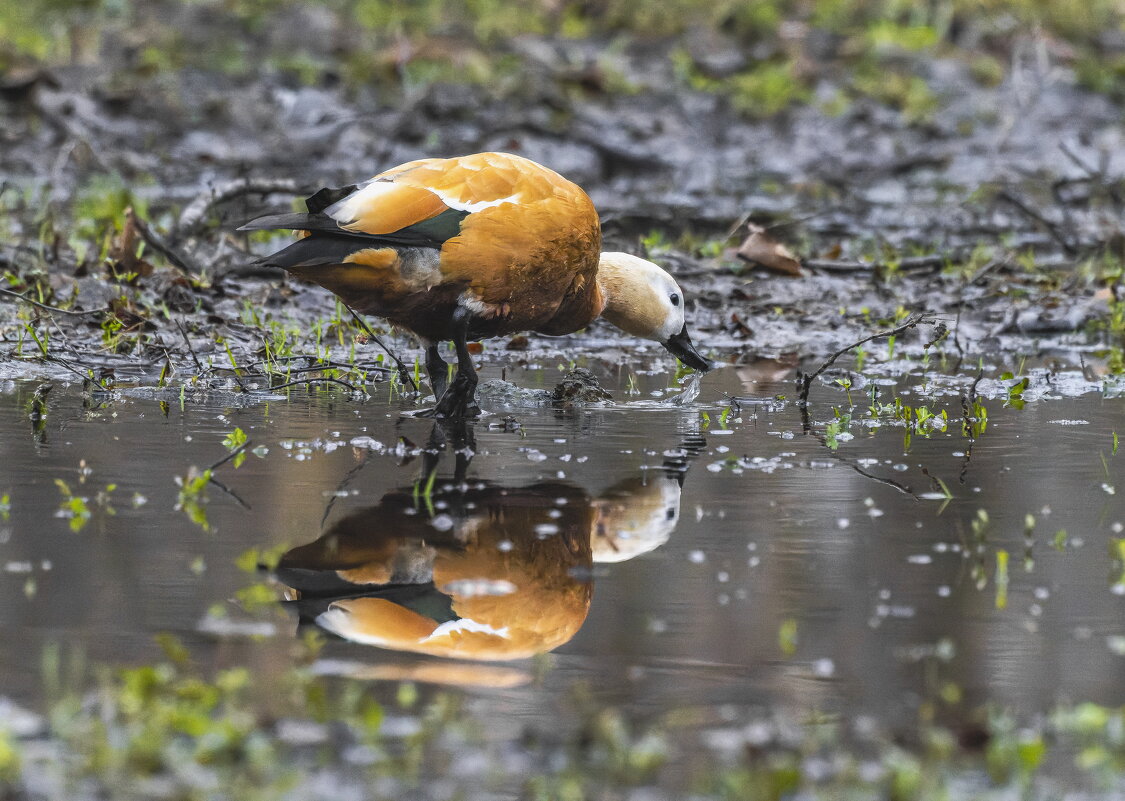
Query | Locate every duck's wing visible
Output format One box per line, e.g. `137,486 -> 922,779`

238,153 -> 559,247
317,152 -> 565,239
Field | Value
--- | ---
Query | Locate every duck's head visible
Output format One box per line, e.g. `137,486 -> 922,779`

597,252 -> 712,371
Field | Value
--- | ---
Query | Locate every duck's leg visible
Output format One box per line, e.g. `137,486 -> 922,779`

424,344 -> 449,401
432,306 -> 479,419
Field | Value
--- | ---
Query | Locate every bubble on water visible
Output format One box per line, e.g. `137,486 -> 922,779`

937,585 -> 951,597
688,550 -> 706,564
907,554 -> 932,565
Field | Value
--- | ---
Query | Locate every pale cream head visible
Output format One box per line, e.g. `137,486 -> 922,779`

596,252 -> 687,342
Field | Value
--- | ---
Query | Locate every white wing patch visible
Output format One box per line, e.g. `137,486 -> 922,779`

424,618 -> 510,641
324,179 -> 392,224
427,189 -> 524,213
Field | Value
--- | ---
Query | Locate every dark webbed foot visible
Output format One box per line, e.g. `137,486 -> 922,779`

418,310 -> 479,418
422,371 -> 480,418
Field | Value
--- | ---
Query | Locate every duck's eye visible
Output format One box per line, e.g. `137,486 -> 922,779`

669,293 -> 680,307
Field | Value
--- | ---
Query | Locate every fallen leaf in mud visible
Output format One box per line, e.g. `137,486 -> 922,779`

467,342 -> 484,355
736,224 -> 803,277
728,312 -> 753,338
106,209 -> 154,280
506,335 -> 530,351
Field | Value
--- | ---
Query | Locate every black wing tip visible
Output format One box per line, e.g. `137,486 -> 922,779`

305,185 -> 358,214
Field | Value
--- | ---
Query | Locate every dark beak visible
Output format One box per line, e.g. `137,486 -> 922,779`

664,324 -> 712,372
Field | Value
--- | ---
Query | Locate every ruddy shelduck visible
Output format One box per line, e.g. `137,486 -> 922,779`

240,151 -> 711,416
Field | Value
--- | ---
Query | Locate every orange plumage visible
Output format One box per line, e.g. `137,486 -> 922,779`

241,152 -> 709,416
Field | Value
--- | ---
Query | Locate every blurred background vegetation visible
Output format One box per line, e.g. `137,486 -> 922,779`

2,0 -> 1123,117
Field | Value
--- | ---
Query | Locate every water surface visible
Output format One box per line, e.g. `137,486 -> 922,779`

1,362 -> 1123,753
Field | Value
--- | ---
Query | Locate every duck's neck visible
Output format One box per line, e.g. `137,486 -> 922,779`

594,261 -> 655,339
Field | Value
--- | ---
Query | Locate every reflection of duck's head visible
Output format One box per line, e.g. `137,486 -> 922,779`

278,482 -> 594,660
591,475 -> 682,563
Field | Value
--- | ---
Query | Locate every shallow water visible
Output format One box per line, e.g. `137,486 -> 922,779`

1,361 -> 1123,756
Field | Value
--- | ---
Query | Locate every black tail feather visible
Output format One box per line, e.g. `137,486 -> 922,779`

236,212 -> 341,233
253,234 -> 369,269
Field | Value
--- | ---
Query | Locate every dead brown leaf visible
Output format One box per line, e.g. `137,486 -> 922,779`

736,224 -> 802,277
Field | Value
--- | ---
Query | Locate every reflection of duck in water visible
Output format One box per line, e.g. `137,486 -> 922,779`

276,437 -> 698,660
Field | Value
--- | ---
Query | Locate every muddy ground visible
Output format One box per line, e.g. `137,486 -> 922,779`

1,2 -> 1124,393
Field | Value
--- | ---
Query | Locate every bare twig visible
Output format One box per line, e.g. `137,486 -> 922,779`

208,476 -> 251,510
958,369 -> 985,484
996,188 -> 1077,255
176,178 -> 303,240
345,305 -> 418,393
321,449 -> 373,526
207,440 -> 252,473
833,450 -> 919,498
175,318 -> 205,373
0,287 -> 103,317
127,208 -> 201,278
803,254 -> 953,273
261,376 -> 362,393
797,313 -> 937,408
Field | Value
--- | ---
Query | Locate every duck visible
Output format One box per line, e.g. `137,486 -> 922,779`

239,151 -> 711,417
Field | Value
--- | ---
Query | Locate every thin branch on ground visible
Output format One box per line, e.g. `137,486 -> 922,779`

260,376 -> 362,393
996,188 -> 1077,255
176,178 -> 304,240
345,305 -> 418,393
0,287 -> 104,317
803,254 -> 953,273
127,208 -> 201,278
797,313 -> 938,407
175,318 -> 205,374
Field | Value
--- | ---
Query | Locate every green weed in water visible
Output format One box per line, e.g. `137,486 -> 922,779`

778,618 -> 798,656
222,427 -> 249,468
175,468 -> 212,531
995,549 -> 1009,609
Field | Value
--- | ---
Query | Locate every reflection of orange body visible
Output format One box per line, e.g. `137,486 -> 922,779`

278,474 -> 682,661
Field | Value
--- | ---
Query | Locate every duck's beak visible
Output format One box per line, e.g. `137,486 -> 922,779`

664,324 -> 712,372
